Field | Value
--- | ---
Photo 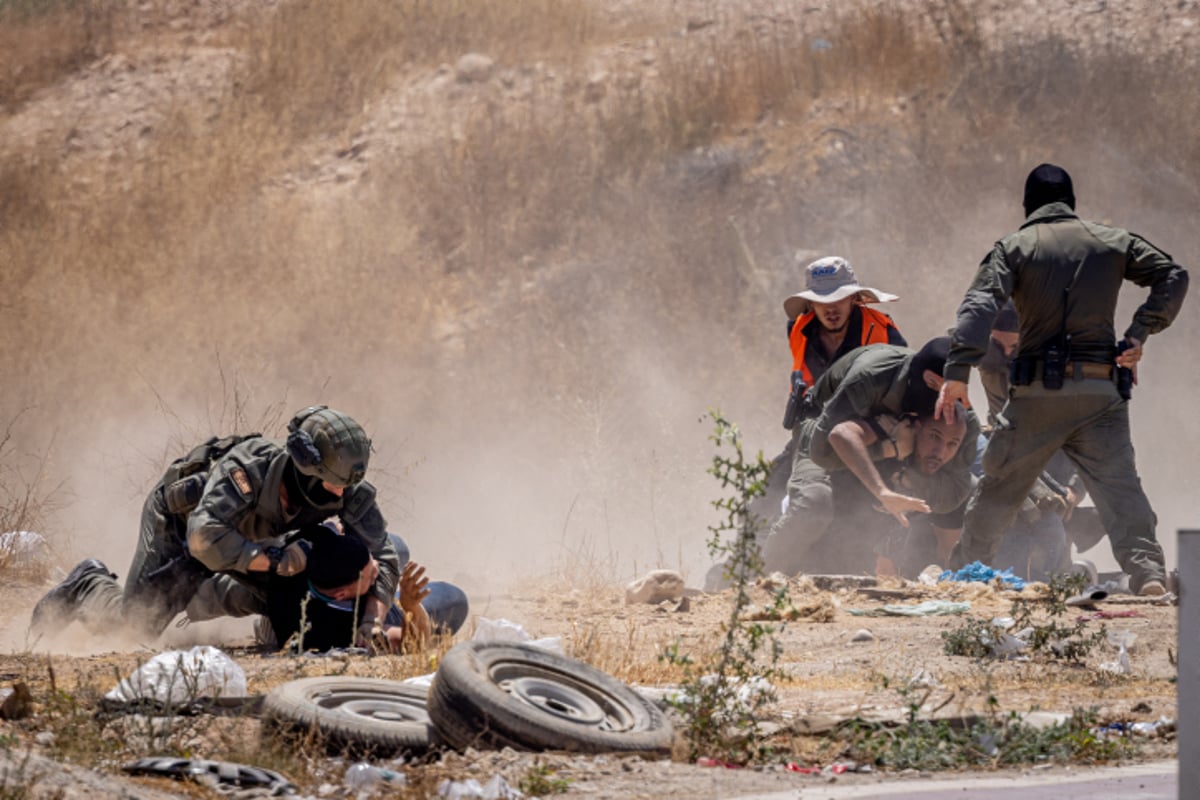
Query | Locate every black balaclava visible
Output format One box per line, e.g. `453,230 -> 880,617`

301,523 -> 370,590
1023,163 -> 1075,216
902,336 -> 951,417
993,300 -> 1019,333
282,459 -> 340,510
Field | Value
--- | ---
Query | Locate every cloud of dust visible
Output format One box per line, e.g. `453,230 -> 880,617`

3,5 -> 1199,644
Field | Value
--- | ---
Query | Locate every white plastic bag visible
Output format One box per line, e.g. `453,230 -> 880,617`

105,645 -> 247,705
471,617 -> 563,654
0,531 -> 51,567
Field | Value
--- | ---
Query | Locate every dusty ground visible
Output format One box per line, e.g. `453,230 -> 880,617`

0,569 -> 1178,799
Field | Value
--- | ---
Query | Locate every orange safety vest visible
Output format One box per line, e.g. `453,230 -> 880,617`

789,306 -> 897,388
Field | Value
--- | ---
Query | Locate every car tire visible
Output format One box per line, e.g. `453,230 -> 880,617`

427,641 -> 673,755
262,676 -> 437,757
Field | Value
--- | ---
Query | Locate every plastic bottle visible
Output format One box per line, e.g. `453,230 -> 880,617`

344,762 -> 406,790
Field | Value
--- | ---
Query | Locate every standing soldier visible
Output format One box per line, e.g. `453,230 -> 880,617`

936,163 -> 1189,595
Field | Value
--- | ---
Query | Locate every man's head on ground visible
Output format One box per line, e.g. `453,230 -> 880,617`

302,524 -> 378,600
902,336 -> 951,418
911,410 -> 967,476
783,256 -> 898,322
1023,163 -> 1075,217
991,300 -> 1020,358
284,405 -> 372,506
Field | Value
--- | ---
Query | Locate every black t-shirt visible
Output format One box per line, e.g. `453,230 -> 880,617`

266,574 -> 370,652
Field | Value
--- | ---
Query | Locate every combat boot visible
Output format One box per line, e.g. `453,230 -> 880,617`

29,558 -> 115,637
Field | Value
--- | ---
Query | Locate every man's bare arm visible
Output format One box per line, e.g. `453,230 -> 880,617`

828,420 -> 930,526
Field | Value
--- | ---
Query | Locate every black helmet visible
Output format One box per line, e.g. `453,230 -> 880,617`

285,406 -> 371,487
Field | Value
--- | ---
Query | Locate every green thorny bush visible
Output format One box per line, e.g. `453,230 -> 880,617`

942,572 -> 1107,661
835,686 -> 1134,770
662,411 -> 791,765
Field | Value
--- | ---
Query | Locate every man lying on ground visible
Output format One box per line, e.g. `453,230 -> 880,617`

265,524 -> 464,653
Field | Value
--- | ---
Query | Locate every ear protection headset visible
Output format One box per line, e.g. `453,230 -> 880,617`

286,405 -> 328,468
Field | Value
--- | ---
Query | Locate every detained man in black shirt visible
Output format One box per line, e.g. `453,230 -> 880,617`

267,524 -> 433,653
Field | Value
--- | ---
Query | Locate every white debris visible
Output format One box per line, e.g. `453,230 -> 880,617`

625,570 -> 685,605
105,645 -> 247,705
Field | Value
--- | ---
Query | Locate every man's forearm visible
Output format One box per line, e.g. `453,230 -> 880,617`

828,422 -> 888,498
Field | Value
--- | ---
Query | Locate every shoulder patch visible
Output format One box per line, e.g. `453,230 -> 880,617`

230,467 -> 252,497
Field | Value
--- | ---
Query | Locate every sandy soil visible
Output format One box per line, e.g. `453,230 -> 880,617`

0,569 -> 1177,799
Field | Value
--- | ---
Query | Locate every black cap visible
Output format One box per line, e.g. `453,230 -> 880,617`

902,336 -> 951,417
1023,163 -> 1075,216
300,524 -> 371,590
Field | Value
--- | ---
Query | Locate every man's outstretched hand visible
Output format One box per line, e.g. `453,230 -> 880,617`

876,488 -> 931,526
935,379 -> 969,422
399,561 -> 431,613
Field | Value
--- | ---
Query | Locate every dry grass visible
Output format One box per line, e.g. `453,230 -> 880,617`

5,0 -> 1198,432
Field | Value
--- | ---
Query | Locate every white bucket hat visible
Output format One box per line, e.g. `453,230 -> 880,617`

783,256 -> 898,319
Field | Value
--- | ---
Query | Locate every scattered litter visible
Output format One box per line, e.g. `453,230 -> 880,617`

940,561 -> 1026,589
1064,588 -> 1109,607
908,669 -> 940,689
847,600 -> 971,617
105,645 -> 247,706
917,565 -> 943,586
1131,717 -> 1175,738
1098,650 -> 1130,674
1092,717 -> 1175,740
437,775 -> 524,799
345,762 -> 406,790
631,684 -> 680,709
123,757 -> 294,795
471,618 -> 563,654
0,531 -> 52,570
849,629 -> 875,643
697,757 -> 741,768
303,647 -> 369,658
1099,630 -> 1137,674
402,672 -> 435,689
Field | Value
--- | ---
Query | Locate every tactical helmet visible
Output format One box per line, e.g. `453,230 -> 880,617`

285,406 -> 371,487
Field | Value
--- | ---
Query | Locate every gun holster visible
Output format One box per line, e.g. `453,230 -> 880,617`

1115,341 -> 1134,400
782,371 -> 809,430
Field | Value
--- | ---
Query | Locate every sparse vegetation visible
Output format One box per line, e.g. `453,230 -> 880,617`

835,701 -> 1135,770
662,411 -> 787,765
943,573 -> 1108,662
518,762 -> 572,796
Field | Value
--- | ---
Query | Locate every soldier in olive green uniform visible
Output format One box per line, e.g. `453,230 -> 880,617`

31,406 -> 400,641
761,337 -> 980,576
937,164 -> 1189,595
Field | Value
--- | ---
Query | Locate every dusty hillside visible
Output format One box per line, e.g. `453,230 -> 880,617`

1,0 -> 1198,598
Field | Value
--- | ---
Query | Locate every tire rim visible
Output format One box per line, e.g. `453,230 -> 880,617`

489,662 -> 638,732
311,687 -> 431,724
